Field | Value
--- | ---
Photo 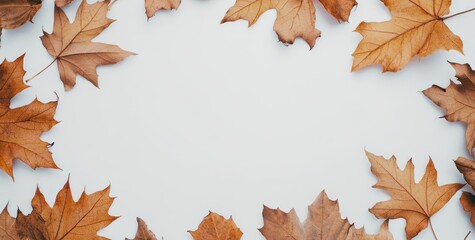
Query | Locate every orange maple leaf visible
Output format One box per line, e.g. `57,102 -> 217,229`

352,0 -> 464,72
0,55 -> 58,178
367,150 -> 463,239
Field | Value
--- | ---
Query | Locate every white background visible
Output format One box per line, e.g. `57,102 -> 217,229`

1,0 -> 475,239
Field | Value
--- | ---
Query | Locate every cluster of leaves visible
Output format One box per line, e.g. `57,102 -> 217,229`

1,0 -> 475,239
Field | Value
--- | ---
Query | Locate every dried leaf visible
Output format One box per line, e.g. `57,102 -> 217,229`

259,191 -> 353,240
0,207 -> 21,239
0,0 -> 41,30
41,0 -> 135,90
16,210 -> 47,240
460,191 -> 475,226
455,157 -> 475,190
352,0 -> 463,72
189,212 -> 242,240
56,0 -> 73,7
26,179 -> 118,239
366,150 -> 463,239
347,220 -> 393,240
319,0 -> 357,22
0,55 -> 58,178
128,218 -> 158,240
221,0 -> 321,48
145,0 -> 180,20
423,62 -> 475,155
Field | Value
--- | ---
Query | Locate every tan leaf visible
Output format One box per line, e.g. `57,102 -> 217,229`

145,0 -> 180,20
319,0 -> 357,22
0,55 -> 58,178
366,150 -> 463,239
352,0 -> 463,72
259,191 -> 353,240
128,218 -> 158,240
0,0 -> 41,30
455,157 -> 475,190
423,62 -> 475,155
460,191 -> 475,226
0,207 -> 21,239
347,220 -> 393,240
221,0 -> 321,48
189,212 -> 243,240
56,0 -> 73,7
40,0 -> 135,90
27,179 -> 118,240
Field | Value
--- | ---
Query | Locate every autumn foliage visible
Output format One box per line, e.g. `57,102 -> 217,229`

1,0 -> 475,239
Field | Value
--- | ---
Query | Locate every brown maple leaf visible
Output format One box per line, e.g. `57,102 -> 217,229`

221,0 -> 356,48
56,0 -> 73,7
145,0 -> 180,20
259,190 -> 391,240
22,179 -> 118,240
352,0 -> 464,72
423,62 -> 475,155
0,0 -> 41,39
0,55 -> 58,178
366,150 -> 463,239
0,206 -> 21,239
40,0 -> 135,90
189,212 -> 242,240
128,218 -> 158,240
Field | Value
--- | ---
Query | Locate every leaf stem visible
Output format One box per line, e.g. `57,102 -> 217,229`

443,7 -> 475,20
429,219 -> 439,240
25,59 -> 56,83
465,231 -> 471,240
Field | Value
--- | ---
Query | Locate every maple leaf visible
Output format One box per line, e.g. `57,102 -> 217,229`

56,0 -> 73,7
189,212 -> 243,240
20,179 -> 118,240
0,206 -> 21,239
366,150 -> 463,239
259,190 -> 392,240
145,0 -> 180,20
0,55 -> 58,178
0,0 -> 41,38
352,0 -> 463,72
128,218 -> 158,240
40,0 -> 135,90
423,62 -> 475,155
